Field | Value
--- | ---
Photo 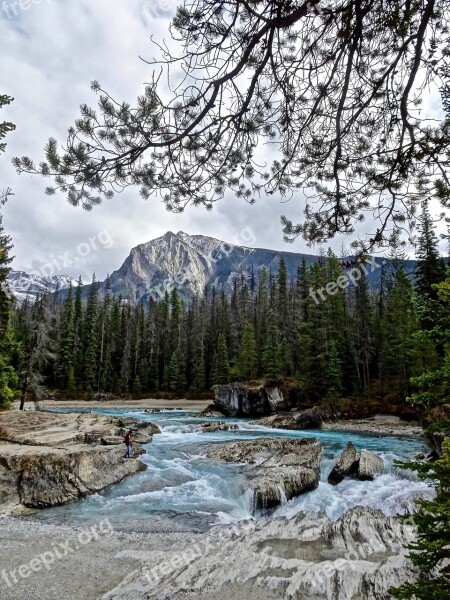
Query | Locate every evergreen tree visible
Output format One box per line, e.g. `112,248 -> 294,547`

392,440 -> 450,599
236,322 -> 257,380
19,295 -> 55,409
168,352 -> 179,391
213,333 -> 230,385
132,375 -> 142,395
195,354 -> 206,391
262,317 -> 282,382
57,283 -> 75,388
415,200 -> 446,300
325,341 -> 342,400
97,276 -> 113,390
380,266 -> 420,396
408,276 -> 450,409
120,304 -> 132,393
73,276 -> 84,385
0,198 -> 16,408
82,275 -> 99,391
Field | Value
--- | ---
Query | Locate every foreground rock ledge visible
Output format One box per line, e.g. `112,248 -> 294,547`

102,507 -> 417,600
0,411 -> 160,513
207,437 -> 323,511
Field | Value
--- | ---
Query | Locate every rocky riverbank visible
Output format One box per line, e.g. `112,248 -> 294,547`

321,415 -> 424,438
102,507 -> 418,600
211,383 -> 424,438
0,411 -> 160,514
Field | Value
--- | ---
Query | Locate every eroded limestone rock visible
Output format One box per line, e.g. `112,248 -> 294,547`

208,437 -> 322,510
102,507 -> 418,600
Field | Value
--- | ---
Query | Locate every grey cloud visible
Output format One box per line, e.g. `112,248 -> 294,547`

0,0 -> 446,283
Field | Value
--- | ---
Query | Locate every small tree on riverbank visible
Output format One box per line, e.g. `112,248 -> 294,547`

392,439 -> 450,599
0,94 -> 16,408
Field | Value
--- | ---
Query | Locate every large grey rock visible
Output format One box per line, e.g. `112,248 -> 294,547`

201,422 -> 238,433
254,408 -> 323,430
328,442 -> 360,485
213,383 -> 296,417
213,383 -> 271,417
328,445 -> 384,484
357,449 -> 384,481
208,437 -> 323,511
197,404 -> 226,418
102,507 -> 418,600
0,445 -> 146,510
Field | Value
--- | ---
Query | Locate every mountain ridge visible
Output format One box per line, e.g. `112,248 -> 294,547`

7,231 -> 418,304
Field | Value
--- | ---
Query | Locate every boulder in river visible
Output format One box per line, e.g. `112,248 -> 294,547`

207,437 -> 323,511
357,449 -> 384,481
201,421 -> 239,433
253,407 -> 323,430
197,404 -> 227,418
328,442 -> 360,484
328,443 -> 384,485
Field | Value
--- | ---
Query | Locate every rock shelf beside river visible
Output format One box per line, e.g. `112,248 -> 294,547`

0,411 -> 160,514
103,507 -> 418,600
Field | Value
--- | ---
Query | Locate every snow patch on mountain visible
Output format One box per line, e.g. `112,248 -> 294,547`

6,271 -> 76,305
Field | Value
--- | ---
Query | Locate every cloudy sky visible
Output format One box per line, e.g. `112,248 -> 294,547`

0,0 -> 447,282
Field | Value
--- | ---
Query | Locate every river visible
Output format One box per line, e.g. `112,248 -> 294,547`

28,408 -> 433,533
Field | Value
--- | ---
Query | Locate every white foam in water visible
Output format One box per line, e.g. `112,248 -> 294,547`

40,408 -> 433,529
273,474 -> 435,521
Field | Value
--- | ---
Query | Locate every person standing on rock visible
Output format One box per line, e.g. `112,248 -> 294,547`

124,430 -> 133,458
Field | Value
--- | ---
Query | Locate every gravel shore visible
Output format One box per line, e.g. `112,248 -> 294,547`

38,399 -> 211,411
0,516 -> 199,600
321,415 -> 423,438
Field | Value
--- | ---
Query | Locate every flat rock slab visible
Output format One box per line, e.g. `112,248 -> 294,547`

0,411 -> 159,514
0,411 -> 160,447
208,437 -> 323,511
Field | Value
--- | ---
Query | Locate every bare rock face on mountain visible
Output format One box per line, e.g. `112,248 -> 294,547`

0,411 -> 159,513
102,507 -> 418,600
328,443 -> 384,485
208,437 -> 323,510
6,271 -> 76,305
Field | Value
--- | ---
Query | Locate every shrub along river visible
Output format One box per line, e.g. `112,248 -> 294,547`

29,408 -> 433,533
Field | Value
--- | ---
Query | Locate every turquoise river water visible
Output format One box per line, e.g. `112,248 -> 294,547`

29,408 -> 433,533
